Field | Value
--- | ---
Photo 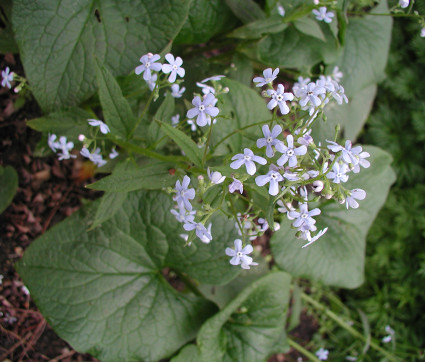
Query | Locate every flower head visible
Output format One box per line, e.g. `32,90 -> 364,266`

171,114 -> 180,127
256,124 -> 283,158
1,67 -> 14,89
170,84 -> 185,98
399,0 -> 409,8
326,162 -> 349,183
88,119 -> 110,134
316,348 -> 329,360
187,93 -> 219,127
298,82 -> 326,108
135,53 -> 162,81
183,220 -> 212,243
229,177 -> 243,194
173,175 -> 196,211
146,73 -> 157,91
255,166 -> 284,196
225,239 -> 255,268
80,147 -> 107,166
48,133 -> 59,152
230,148 -> 267,175
289,203 -> 321,229
253,68 -> 279,87
345,189 -> 366,209
207,168 -> 225,184
312,7 -> 334,23
109,147 -> 119,159
56,136 -> 76,161
267,84 -> 294,115
277,5 -> 285,17
331,66 -> 343,82
162,53 -> 185,83
275,135 -> 307,167
421,28 -> 425,38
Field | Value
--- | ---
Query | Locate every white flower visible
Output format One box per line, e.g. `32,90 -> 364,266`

312,7 -> 334,23
230,148 -> 267,176
421,28 -> 425,38
267,84 -> 294,114
275,135 -> 307,167
326,140 -> 359,165
1,67 -> 14,89
135,53 -> 162,81
302,227 -> 328,248
399,0 -> 409,8
80,147 -> 107,166
196,82 -> 215,95
331,66 -> 343,82
345,189 -> 366,209
277,5 -> 285,17
256,124 -> 283,158
229,177 -> 243,194
170,84 -> 185,98
255,166 -> 284,196
332,84 -> 349,105
56,136 -> 76,161
298,82 -> 326,108
316,348 -> 329,360
277,200 -> 294,214
382,325 -> 395,343
207,167 -> 225,184
183,221 -> 213,243
327,162 -> 349,183
292,76 -> 311,97
146,73 -> 157,91
312,180 -> 324,193
187,93 -> 219,127
173,175 -> 196,211
170,208 -> 196,223
253,68 -> 279,87
48,133 -> 59,152
225,239 -> 255,267
257,218 -> 269,232
202,75 -> 225,82
88,119 -> 110,134
162,53 -> 185,83
298,132 -> 314,147
351,149 -> 370,173
289,203 -> 321,229
171,114 -> 180,127
382,335 -> 392,343
109,147 -> 119,159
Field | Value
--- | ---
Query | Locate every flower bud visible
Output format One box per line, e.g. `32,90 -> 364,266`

78,134 -> 86,142
325,194 -> 332,199
223,87 -> 229,93
312,180 -> 324,192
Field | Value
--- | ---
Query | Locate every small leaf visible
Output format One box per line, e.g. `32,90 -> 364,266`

0,165 -> 18,214
95,59 -> 136,139
224,0 -> 265,24
86,162 -> 176,192
293,17 -> 326,41
160,121 -> 204,167
228,16 -> 287,40
270,146 -> 396,288
148,92 -> 175,147
90,191 -> 127,228
198,272 -> 292,361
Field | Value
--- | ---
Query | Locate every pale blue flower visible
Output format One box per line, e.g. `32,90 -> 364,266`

267,84 -> 294,114
57,136 -> 76,161
88,119 -> 110,134
313,7 -> 334,23
173,175 -> 195,211
171,83 -> 185,98
302,227 -> 328,248
257,124 -> 283,158
225,239 -> 254,267
257,218 -> 269,232
230,148 -> 267,175
109,147 -> 119,159
289,203 -> 321,229
275,135 -> 307,167
331,66 -> 343,82
146,73 -> 157,91
187,119 -> 197,131
399,0 -> 409,8
253,68 -> 279,87
345,189 -> 366,209
255,166 -> 284,196
135,53 -> 162,81
207,168 -> 225,184
292,76 -> 311,97
316,348 -> 329,360
162,53 -> 185,83
327,162 -> 349,183
187,93 -> 219,127
1,67 -> 13,89
421,28 -> 425,38
277,5 -> 285,17
171,114 -> 180,127
183,220 -> 212,243
196,82 -> 215,95
229,177 -> 243,194
170,208 -> 195,223
80,147 -> 106,166
326,140 -> 360,165
48,133 -> 59,152
298,82 -> 326,107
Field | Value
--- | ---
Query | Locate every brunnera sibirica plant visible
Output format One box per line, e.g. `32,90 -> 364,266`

3,0 -> 424,360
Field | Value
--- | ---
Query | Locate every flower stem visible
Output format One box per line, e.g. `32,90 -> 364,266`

288,338 -> 321,362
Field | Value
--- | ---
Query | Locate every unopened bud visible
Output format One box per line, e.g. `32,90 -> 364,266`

261,90 -> 268,98
147,52 -> 153,57
78,134 -> 85,142
325,194 -> 332,199
338,198 -> 346,204
274,222 -> 281,231
312,180 -> 324,192
198,175 -> 204,182
223,87 -> 229,93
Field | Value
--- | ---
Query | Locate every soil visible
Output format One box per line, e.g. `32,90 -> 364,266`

0,54 -> 317,362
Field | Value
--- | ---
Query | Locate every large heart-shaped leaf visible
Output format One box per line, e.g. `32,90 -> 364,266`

12,0 -> 192,111
17,191 -> 241,361
270,146 -> 396,288
198,272 -> 291,361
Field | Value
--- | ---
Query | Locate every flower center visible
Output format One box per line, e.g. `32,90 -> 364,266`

180,190 -> 185,197
287,149 -> 294,157
271,173 -> 278,179
276,94 -> 283,101
237,251 -> 243,257
265,77 -> 272,83
145,62 -> 151,68
244,155 -> 252,161
301,213 -> 308,219
172,64 -> 178,70
307,91 -> 313,96
199,105 -> 205,112
266,136 -> 273,143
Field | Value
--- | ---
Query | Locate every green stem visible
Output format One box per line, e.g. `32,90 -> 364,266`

288,338 -> 321,362
301,292 -> 400,362
347,11 -> 422,18
202,123 -> 214,166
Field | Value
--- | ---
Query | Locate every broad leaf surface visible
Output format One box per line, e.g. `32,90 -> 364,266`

12,0 -> 192,111
198,272 -> 292,361
331,0 -> 392,96
224,0 -> 265,24
228,16 -> 287,40
17,191 -> 242,361
148,93 -> 175,148
270,146 -> 396,288
211,78 -> 270,154
0,165 -> 18,214
91,191 -> 127,228
175,0 -> 236,44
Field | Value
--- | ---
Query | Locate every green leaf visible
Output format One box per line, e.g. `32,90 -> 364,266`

175,0 -> 237,44
148,93 -> 175,147
17,190 -> 242,361
228,53 -> 253,87
198,272 -> 292,361
171,344 -> 200,362
90,191 -> 127,228
12,0 -> 192,111
293,17 -> 326,41
0,165 -> 18,214
95,59 -> 136,139
211,78 -> 270,154
313,83 -> 377,142
270,146 -> 396,288
227,16 -> 287,40
86,162 -> 176,192
26,108 -> 92,143
331,0 -> 392,96
224,0 -> 265,24
160,122 -> 204,167
0,0 -> 18,53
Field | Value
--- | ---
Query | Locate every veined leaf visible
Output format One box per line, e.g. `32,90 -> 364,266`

0,165 -> 18,214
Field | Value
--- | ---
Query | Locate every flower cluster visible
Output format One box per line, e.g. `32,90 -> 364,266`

47,119 -> 118,166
